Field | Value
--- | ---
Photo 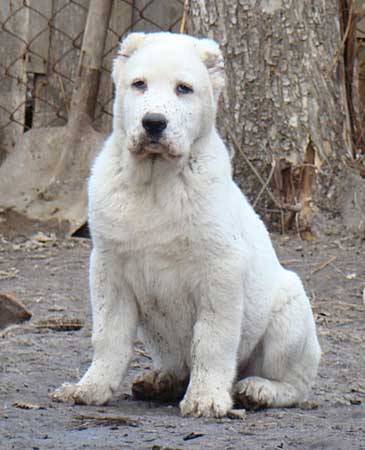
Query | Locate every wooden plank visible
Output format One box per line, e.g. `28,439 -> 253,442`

93,0 -> 132,133
0,0 -> 27,161
26,0 -> 52,74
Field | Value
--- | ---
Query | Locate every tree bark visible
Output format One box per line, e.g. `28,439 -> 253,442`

189,0 -> 355,236
344,1 -> 365,162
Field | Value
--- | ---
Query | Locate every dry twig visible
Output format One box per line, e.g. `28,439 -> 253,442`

227,129 -> 302,213
253,159 -> 276,208
311,256 -> 337,274
179,0 -> 190,34
135,347 -> 152,360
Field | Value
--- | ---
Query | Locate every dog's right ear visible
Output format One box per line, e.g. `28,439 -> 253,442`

112,33 -> 146,86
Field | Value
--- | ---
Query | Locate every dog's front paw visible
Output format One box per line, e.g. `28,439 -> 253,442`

180,387 -> 232,418
50,381 -> 113,406
234,376 -> 276,409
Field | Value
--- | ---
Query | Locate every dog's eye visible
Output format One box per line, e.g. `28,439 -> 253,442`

132,80 -> 146,90
176,83 -> 193,95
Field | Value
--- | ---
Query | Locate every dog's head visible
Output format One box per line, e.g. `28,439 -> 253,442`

112,32 -> 225,162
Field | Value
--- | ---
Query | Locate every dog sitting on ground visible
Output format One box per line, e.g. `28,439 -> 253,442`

52,32 -> 321,417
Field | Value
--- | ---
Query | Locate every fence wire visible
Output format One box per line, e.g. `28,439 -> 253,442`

0,0 -> 185,160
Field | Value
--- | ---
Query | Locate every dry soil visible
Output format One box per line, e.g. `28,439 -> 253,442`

0,234 -> 364,449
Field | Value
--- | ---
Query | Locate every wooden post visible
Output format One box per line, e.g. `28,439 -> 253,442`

69,0 -> 114,124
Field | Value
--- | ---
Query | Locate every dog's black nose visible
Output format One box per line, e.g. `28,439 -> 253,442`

142,113 -> 168,136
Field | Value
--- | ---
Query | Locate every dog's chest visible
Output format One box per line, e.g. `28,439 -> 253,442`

118,193 -> 199,304
97,174 -> 204,335
123,239 -> 196,305
96,173 -> 201,250
123,247 -> 197,346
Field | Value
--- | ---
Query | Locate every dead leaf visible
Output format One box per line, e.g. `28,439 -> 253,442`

345,273 -> 357,280
0,268 -> 18,280
32,232 -> 56,243
351,384 -> 365,394
13,401 -> 45,410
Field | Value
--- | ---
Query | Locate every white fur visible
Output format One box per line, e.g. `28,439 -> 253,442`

52,32 -> 321,417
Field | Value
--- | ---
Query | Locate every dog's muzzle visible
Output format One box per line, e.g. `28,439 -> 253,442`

129,113 -> 180,161
142,113 -> 168,138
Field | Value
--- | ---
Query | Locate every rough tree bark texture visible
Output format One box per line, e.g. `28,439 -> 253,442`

345,1 -> 365,162
340,0 -> 365,237
189,0 -> 357,236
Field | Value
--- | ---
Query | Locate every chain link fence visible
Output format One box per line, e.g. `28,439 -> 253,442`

0,0 -> 185,162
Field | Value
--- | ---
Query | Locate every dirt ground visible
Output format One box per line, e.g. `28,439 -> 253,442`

0,233 -> 364,450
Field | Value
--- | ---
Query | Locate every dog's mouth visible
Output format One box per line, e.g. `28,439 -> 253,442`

129,137 -> 181,161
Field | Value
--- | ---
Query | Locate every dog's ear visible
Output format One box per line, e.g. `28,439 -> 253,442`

112,33 -> 146,86
196,38 -> 225,101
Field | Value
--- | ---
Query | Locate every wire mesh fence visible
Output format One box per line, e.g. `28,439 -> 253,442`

0,0 -> 185,161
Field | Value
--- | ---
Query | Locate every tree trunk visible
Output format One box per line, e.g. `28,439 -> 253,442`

189,0 -> 357,237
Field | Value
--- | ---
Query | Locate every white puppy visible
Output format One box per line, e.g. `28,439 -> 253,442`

52,32 -> 321,417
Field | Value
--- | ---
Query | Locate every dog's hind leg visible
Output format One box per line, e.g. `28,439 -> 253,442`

132,370 -> 189,403
234,272 -> 321,409
132,327 -> 190,403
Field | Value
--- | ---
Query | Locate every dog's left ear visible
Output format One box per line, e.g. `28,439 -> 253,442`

196,38 -> 225,101
112,33 -> 146,86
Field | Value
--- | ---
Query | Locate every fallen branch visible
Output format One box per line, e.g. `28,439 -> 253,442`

73,414 -> 139,428
35,317 -> 83,331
